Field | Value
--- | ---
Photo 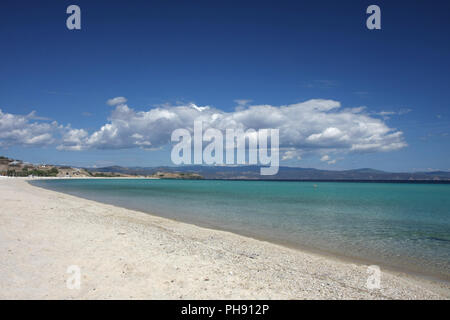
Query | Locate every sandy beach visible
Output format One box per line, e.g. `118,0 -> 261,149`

0,178 -> 448,299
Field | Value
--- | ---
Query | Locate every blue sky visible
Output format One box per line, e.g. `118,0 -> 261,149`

0,0 -> 449,171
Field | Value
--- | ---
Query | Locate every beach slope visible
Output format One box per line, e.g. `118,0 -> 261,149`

0,178 -> 448,299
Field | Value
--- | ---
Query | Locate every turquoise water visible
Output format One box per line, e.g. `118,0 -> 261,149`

32,179 -> 450,280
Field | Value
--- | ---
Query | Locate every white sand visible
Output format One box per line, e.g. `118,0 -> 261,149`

0,178 -> 448,299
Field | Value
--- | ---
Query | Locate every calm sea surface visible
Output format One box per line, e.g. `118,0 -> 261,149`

31,179 -> 450,280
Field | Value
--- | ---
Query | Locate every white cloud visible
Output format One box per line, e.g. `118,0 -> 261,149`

320,154 -> 338,165
0,109 -> 59,147
57,128 -> 88,151
282,150 -> 302,161
234,99 -> 252,109
1,98 -> 408,160
58,98 -> 407,156
106,96 -> 127,106
372,108 -> 412,119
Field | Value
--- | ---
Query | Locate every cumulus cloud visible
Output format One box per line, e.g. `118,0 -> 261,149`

0,109 -> 59,147
320,154 -> 337,165
106,96 -> 127,106
0,98 -> 408,160
57,128 -> 88,151
282,150 -> 302,161
57,98 -> 407,156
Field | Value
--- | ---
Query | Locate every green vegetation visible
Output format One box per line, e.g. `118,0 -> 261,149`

88,171 -> 121,177
3,167 -> 59,177
156,172 -> 203,180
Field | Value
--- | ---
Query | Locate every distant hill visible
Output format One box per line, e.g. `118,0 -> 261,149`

3,154 -> 448,181
89,165 -> 450,181
0,156 -> 201,179
0,156 -> 90,177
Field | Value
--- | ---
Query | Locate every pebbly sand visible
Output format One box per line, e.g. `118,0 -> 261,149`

0,178 -> 449,299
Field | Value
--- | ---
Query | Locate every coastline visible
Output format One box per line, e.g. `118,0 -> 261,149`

28,177 -> 450,284
0,178 -> 449,299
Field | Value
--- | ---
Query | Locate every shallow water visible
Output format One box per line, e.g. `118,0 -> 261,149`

32,179 -> 450,280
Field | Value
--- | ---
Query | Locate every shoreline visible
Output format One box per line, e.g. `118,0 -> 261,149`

1,178 -> 449,299
29,177 -> 450,284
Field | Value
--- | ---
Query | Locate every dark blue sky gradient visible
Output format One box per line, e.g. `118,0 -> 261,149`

0,0 -> 449,170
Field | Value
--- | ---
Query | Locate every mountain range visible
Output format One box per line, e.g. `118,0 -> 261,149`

89,165 -> 450,181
